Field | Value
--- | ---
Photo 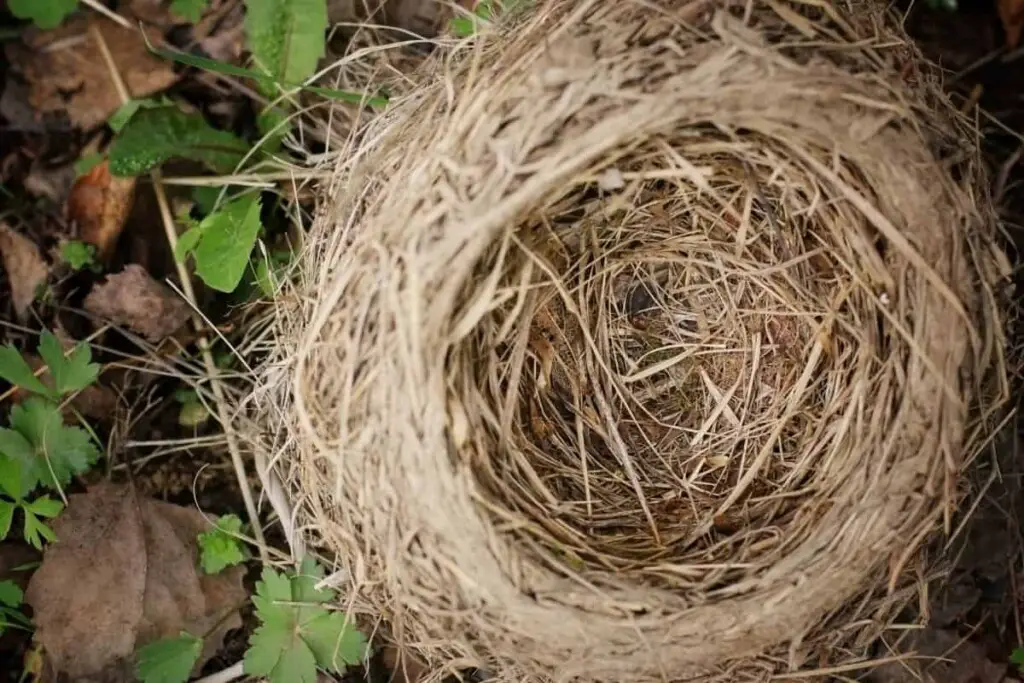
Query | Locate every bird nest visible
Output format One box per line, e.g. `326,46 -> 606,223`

249,0 -> 1011,680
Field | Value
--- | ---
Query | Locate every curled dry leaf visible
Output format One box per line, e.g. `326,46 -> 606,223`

0,223 -> 48,320
4,16 -> 178,130
85,265 -> 192,342
66,160 -> 137,263
25,483 -> 246,680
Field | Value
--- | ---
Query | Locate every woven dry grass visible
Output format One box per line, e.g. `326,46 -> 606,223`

247,0 -> 1012,680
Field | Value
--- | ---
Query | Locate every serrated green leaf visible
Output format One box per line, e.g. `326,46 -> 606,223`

108,97 -> 173,133
1012,647 -> 1024,667
22,509 -> 56,549
0,346 -> 49,397
270,639 -> 319,683
170,0 -> 208,22
0,580 -> 23,608
292,557 -> 333,605
10,398 -> 99,491
243,620 -> 292,676
136,632 -> 203,683
0,432 -> 36,499
9,0 -> 77,29
244,0 -> 327,91
27,496 -> 63,519
38,332 -> 99,396
180,194 -> 264,293
302,611 -> 367,668
197,514 -> 249,574
108,106 -> 250,177
0,501 -> 15,540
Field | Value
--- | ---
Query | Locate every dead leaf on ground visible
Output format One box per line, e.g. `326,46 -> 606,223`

867,628 -> 1005,683
25,483 -> 246,681
66,160 -> 137,263
85,265 -> 192,342
382,645 -> 430,683
4,16 -> 178,130
1000,0 -> 1024,47
0,223 -> 49,320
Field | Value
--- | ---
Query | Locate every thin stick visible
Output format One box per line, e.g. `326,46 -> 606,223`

92,25 -> 270,562
80,0 -> 134,30
193,661 -> 245,683
151,172 -> 269,562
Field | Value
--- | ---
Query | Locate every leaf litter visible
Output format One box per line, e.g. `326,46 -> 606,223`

84,265 -> 193,342
0,224 -> 48,322
66,160 -> 137,264
25,483 -> 246,680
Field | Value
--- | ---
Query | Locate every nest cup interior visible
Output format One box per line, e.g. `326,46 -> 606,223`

268,1 -> 1009,680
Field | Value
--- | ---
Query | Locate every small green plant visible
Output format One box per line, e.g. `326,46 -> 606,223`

451,0 -> 529,36
8,0 -> 78,29
0,579 -> 31,636
73,153 -> 105,178
137,559 -> 367,683
175,193 -> 264,293
0,332 -> 101,548
197,514 -> 250,574
244,558 -> 368,682
60,241 -> 101,273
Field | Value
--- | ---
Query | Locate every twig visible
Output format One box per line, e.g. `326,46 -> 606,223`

80,0 -> 134,30
92,26 -> 270,562
193,661 -> 245,683
151,172 -> 269,562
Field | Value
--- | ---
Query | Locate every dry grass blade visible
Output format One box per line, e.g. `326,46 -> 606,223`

243,0 -> 1013,681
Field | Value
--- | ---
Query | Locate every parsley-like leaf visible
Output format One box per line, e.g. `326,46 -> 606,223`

177,193 -> 264,293
22,509 -> 56,550
244,0 -> 327,91
108,106 -> 250,177
244,562 -> 368,683
0,580 -> 22,608
9,398 -> 99,491
27,496 -> 63,519
60,241 -> 100,272
0,346 -> 48,397
197,514 -> 250,574
38,332 -> 99,396
9,0 -> 77,29
0,432 -> 37,499
136,632 -> 203,683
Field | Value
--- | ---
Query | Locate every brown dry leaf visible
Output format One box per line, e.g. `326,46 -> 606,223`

0,223 -> 48,320
1000,0 -> 1024,48
25,483 -> 246,681
868,629 -> 1005,683
4,16 -> 178,130
66,160 -> 137,263
84,265 -> 192,342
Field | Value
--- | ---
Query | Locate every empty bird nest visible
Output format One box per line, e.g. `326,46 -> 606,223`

247,0 -> 1013,680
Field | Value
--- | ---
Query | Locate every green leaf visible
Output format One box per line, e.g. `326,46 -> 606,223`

245,562 -> 366,681
108,97 -> 172,133
0,432 -> 36,499
27,496 -> 63,519
0,501 -> 15,540
179,194 -> 264,293
8,0 -> 77,29
197,514 -> 249,574
60,241 -> 99,272
0,580 -> 23,608
174,225 -> 204,264
1012,647 -> 1024,669
108,106 -> 250,177
10,398 -> 100,491
74,153 -> 105,178
22,509 -> 56,549
170,0 -> 208,22
136,632 -> 203,683
0,346 -> 49,397
302,612 -> 367,669
244,0 -> 327,90
38,332 -> 99,396
191,187 -> 223,216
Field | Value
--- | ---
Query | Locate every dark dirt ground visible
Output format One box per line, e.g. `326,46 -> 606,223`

0,0 -> 1023,682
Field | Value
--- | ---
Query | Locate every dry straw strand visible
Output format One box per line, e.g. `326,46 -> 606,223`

246,0 -> 1012,680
